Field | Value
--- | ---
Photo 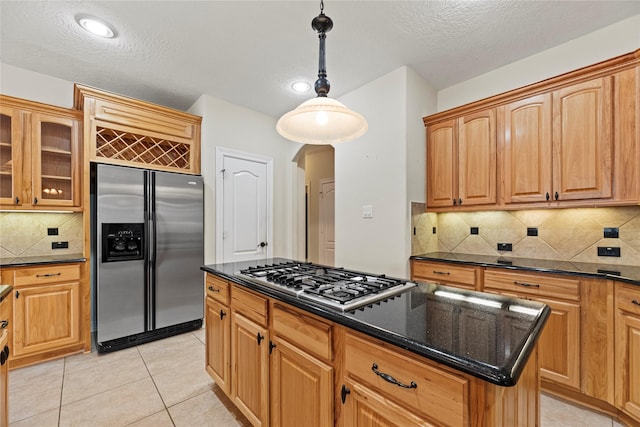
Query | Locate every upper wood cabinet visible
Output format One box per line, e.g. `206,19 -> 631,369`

424,49 -> 639,212
74,84 -> 202,175
427,110 -> 497,209
552,77 -> 612,201
0,96 -> 82,210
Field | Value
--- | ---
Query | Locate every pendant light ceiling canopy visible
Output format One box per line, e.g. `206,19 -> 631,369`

276,0 -> 368,145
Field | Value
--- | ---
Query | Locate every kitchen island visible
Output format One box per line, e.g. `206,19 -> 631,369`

202,258 -> 550,426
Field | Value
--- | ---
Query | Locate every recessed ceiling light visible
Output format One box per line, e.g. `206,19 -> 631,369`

76,15 -> 116,38
291,81 -> 311,93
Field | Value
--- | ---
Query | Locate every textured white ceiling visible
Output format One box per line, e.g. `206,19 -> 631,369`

1,1 -> 639,116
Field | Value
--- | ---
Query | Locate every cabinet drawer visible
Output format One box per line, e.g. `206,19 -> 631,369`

412,261 -> 477,288
272,303 -> 332,361
206,274 -> 230,305
231,285 -> 268,327
484,269 -> 579,301
344,332 -> 469,426
616,283 -> 640,316
13,264 -> 81,286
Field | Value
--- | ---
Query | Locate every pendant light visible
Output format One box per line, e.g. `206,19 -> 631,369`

276,0 -> 368,145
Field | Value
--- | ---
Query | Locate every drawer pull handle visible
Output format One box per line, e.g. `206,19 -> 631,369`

371,363 -> 417,389
36,273 -> 62,278
514,281 -> 539,288
0,320 -> 7,329
208,286 -> 220,293
632,299 -> 640,306
433,270 -> 450,276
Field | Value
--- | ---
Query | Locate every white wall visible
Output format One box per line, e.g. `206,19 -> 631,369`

334,66 -> 435,277
438,14 -> 640,111
0,63 -> 74,108
188,94 -> 301,264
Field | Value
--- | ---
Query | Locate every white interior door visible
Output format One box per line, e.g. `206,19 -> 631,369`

216,148 -> 273,263
319,178 -> 335,266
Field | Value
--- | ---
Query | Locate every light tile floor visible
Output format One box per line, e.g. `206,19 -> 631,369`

7,328 -> 624,426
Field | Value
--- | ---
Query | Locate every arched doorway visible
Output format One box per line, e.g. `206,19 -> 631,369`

292,145 -> 335,264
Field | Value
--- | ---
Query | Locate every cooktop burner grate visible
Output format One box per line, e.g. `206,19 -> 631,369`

237,261 -> 417,311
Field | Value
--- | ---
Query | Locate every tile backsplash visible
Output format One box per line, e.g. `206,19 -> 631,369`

0,212 -> 83,258
411,204 -> 640,266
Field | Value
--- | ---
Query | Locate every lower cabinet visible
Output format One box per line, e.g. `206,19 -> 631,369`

483,269 -> 581,390
11,264 -> 82,362
231,310 -> 269,427
341,379 -> 436,427
205,296 -> 230,395
270,336 -> 333,427
615,283 -> 640,422
0,291 -> 10,427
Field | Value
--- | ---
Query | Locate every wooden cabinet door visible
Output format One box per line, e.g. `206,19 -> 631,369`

231,311 -> 269,427
205,297 -> 230,395
30,112 -> 81,207
0,329 -> 7,427
536,297 -> 580,389
270,337 -> 333,427
13,282 -> 80,357
426,120 -> 457,208
457,109 -> 497,206
615,311 -> 640,421
552,77 -> 612,201
0,106 -> 25,207
342,380 -> 436,427
501,94 -> 553,204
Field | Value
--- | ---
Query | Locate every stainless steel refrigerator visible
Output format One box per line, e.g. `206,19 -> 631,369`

92,163 -> 204,352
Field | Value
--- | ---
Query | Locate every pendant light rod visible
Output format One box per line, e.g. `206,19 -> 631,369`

312,0 -> 333,97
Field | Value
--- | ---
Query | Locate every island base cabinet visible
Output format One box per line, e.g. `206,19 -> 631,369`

205,296 -> 230,395
341,380 -> 437,427
231,311 -> 269,427
270,337 -> 333,427
615,284 -> 640,423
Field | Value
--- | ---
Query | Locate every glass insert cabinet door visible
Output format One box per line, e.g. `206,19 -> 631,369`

31,113 -> 81,207
0,107 -> 23,205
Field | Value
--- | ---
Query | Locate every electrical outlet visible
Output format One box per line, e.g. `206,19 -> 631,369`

47,227 -> 59,236
597,246 -> 620,257
603,227 -> 619,238
51,241 -> 69,249
470,227 -> 479,235
497,243 -> 513,251
527,227 -> 538,237
362,205 -> 373,219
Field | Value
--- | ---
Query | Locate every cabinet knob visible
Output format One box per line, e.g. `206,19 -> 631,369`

14,196 -> 19,204
545,192 -> 550,201
34,197 -> 38,204
256,332 -> 264,345
0,320 -> 7,329
340,384 -> 351,404
554,191 -> 559,200
458,198 -> 462,205
453,198 -> 457,206
219,310 -> 226,320
632,299 -> 640,306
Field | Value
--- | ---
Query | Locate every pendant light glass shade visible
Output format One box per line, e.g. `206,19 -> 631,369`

276,0 -> 368,145
276,97 -> 367,145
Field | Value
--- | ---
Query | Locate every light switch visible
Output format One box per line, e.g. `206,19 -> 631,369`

362,205 -> 373,219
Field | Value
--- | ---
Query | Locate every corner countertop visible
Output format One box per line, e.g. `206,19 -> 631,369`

202,258 -> 550,387
0,284 -> 11,301
0,254 -> 87,268
411,252 -> 640,286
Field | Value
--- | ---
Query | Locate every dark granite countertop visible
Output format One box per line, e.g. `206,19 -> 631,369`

411,252 -> 640,286
0,254 -> 87,268
0,285 -> 11,301
202,258 -> 550,387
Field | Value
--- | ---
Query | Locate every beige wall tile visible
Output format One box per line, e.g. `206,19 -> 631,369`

413,206 -> 640,266
0,212 -> 82,257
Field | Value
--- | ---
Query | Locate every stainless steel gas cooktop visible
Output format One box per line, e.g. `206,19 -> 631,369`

237,261 -> 417,311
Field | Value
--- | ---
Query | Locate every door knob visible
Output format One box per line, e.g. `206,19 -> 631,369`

258,242 -> 267,248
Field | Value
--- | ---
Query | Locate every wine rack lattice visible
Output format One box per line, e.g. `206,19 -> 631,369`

96,127 -> 190,170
